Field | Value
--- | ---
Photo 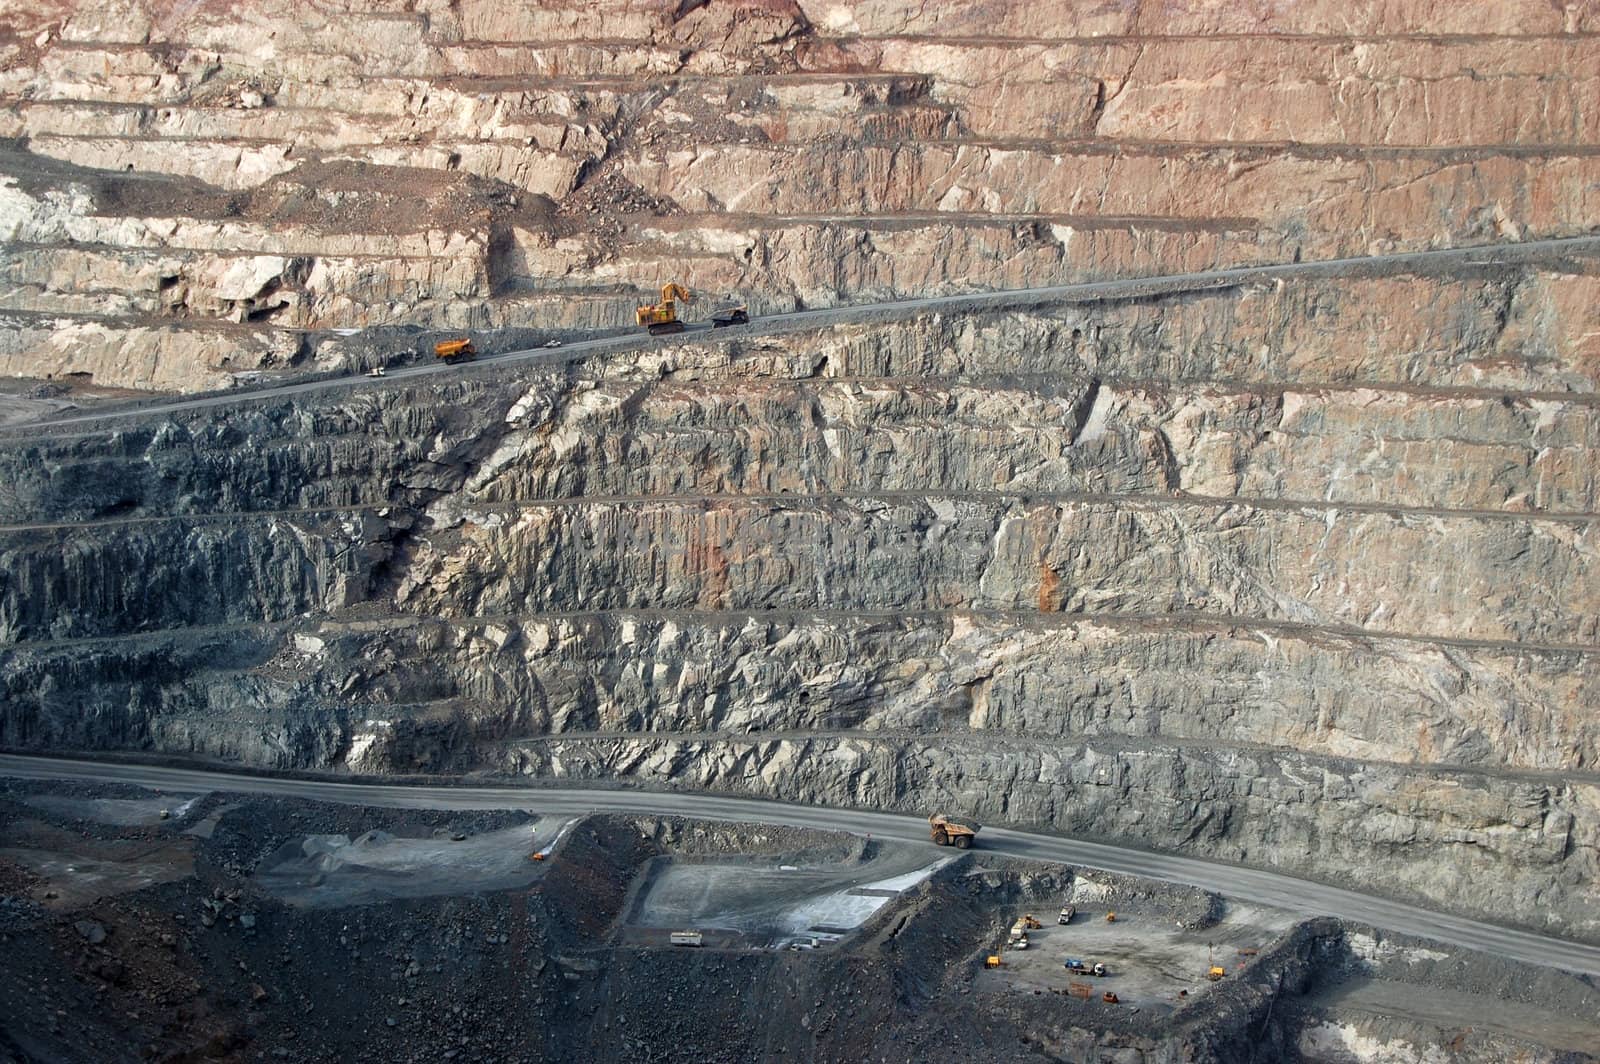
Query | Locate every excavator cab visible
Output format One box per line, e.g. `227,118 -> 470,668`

637,282 -> 691,335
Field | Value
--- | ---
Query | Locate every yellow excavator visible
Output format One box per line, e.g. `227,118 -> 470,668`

637,282 -> 691,335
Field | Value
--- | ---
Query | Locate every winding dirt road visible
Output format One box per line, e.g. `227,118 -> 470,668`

17,234 -> 1600,431
3,752 -> 1598,978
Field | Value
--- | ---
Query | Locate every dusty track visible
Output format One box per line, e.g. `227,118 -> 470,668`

3,752 -> 1599,978
1,488 -> 1594,535
5,605 -> 1595,657
14,235 -> 1600,432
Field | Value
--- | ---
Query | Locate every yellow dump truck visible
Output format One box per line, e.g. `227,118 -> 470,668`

434,338 -> 475,362
928,813 -> 979,849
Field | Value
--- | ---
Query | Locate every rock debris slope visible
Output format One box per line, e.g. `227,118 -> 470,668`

1,0 -> 1599,945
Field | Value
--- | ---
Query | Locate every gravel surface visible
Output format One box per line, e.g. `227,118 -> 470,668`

3,777 -> 1598,1062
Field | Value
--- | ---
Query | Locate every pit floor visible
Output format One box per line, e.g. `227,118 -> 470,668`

252,819 -> 573,908
618,846 -> 950,950
973,899 -> 1298,1016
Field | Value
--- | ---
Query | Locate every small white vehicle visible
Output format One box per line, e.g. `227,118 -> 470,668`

543,339 -> 562,349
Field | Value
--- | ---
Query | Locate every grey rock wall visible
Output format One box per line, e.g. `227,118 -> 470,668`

2,263 -> 1598,938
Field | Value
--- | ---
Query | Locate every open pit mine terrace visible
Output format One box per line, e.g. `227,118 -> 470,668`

3,232 -> 1600,1063
3,766 -> 1600,1063
2,0 -> 1600,1057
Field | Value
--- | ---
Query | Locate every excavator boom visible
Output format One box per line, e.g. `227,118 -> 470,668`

637,280 -> 693,334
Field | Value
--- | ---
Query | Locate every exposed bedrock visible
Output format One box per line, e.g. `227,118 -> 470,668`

3,609 -> 1596,938
3,0 -> 1600,390
503,732 -> 1599,943
2,268 -> 1597,523
8,611 -> 1594,773
2,260 -> 1599,939
390,496 -> 1599,647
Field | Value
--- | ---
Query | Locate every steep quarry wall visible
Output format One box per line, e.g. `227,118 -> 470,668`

3,251 -> 1599,940
2,0 -> 1600,389
2,0 -> 1599,964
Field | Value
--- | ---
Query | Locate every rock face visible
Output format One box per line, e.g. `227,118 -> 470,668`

1,0 -> 1599,950
4,252 -> 1600,941
3,0 -> 1600,389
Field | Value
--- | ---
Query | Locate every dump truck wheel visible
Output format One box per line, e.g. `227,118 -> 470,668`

954,835 -> 971,849
933,830 -> 949,846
